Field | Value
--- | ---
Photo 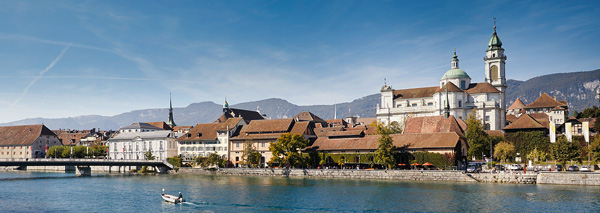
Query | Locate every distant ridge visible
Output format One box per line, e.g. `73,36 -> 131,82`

2,69 -> 599,130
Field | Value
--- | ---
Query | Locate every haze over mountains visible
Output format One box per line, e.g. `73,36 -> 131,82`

2,69 -> 599,130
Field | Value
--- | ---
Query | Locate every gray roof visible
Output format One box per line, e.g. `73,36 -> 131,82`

120,122 -> 164,131
109,130 -> 173,141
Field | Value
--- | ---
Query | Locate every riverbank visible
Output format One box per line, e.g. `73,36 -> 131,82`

175,168 -> 600,186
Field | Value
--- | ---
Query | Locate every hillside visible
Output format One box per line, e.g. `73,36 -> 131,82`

1,69 -> 598,130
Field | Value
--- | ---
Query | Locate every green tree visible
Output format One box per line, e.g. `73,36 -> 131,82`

551,136 -> 582,169
494,142 -> 516,163
145,150 -> 155,160
572,110 -> 580,119
268,133 -> 309,168
504,131 -> 550,162
594,116 -> 600,133
466,111 -> 489,160
201,153 -> 227,168
167,156 -> 182,168
588,135 -> 600,163
374,122 -> 400,169
241,140 -> 262,167
526,147 -> 549,163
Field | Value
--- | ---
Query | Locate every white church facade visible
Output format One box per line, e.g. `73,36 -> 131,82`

376,26 -> 507,130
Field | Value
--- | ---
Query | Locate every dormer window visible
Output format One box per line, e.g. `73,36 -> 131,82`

197,133 -> 202,137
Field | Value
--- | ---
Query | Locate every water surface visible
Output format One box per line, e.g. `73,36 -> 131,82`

1,171 -> 599,212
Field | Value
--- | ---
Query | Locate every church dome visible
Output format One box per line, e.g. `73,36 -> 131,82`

441,68 -> 470,80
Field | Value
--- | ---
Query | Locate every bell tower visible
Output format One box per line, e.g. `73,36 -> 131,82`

484,19 -> 507,93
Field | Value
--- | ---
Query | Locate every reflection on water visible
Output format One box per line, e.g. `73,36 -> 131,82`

1,171 -> 600,212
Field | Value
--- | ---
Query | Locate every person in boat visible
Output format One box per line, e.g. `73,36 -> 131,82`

178,192 -> 183,200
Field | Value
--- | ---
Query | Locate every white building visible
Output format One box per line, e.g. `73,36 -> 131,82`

108,123 -> 180,160
376,26 -> 507,130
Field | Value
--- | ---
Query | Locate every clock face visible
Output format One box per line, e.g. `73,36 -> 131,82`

491,65 -> 499,81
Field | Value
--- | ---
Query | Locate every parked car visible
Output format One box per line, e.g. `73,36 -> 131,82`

494,164 -> 505,172
555,165 -> 563,171
580,165 -> 592,172
507,164 -> 523,171
567,165 -> 579,172
467,165 -> 482,173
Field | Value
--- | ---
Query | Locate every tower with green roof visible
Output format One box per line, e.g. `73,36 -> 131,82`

484,23 -> 507,93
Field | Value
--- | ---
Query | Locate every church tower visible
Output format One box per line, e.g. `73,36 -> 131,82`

484,21 -> 507,93
167,93 -> 177,128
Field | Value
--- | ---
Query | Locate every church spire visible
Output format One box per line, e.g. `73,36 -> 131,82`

167,93 -> 176,128
488,18 -> 503,51
451,48 -> 459,69
223,98 -> 230,113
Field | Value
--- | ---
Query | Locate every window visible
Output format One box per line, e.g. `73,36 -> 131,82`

427,102 -> 433,106
261,141 -> 265,147
411,103 -> 417,107
460,80 -> 466,89
485,116 -> 490,121
236,142 -> 239,148
484,123 -> 490,130
458,100 -> 462,108
235,157 -> 239,161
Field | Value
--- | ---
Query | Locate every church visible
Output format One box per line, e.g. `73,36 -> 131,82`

376,25 -> 507,130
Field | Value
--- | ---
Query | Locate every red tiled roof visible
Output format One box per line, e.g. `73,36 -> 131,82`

403,115 -> 464,137
525,93 -> 567,109
243,119 -> 294,133
484,130 -> 505,137
314,127 -> 344,137
173,126 -> 193,131
506,115 -> 517,123
0,125 -> 56,146
393,86 -> 439,100
508,98 -> 525,110
435,82 -> 463,93
326,119 -> 346,127
146,121 -> 173,130
177,123 -> 221,141
326,130 -> 364,137
503,114 -> 547,130
465,82 -> 501,94
293,112 -> 327,124
56,132 -> 88,146
290,121 -> 311,135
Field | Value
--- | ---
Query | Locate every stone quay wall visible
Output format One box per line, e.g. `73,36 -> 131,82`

469,173 -> 538,184
537,172 -> 600,186
177,168 -> 478,182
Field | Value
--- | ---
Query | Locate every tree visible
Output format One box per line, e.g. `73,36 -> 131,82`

572,110 -> 579,119
595,116 -> 600,133
466,111 -> 489,160
494,142 -> 516,163
374,122 -> 400,169
589,135 -> 600,163
241,140 -> 262,167
268,133 -> 309,168
202,153 -> 227,168
551,136 -> 582,169
504,131 -> 550,162
526,146 -> 549,163
145,150 -> 155,160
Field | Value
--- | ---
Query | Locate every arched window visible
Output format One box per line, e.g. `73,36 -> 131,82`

484,123 -> 491,130
490,65 -> 499,81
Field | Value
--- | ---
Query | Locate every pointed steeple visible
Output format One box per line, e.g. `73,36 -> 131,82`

451,48 -> 459,69
223,98 -> 230,113
488,19 -> 503,51
167,93 -> 176,128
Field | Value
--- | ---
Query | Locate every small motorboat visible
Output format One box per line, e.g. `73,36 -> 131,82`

161,193 -> 185,204
161,189 -> 185,204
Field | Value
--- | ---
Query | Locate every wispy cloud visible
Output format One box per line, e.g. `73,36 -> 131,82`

10,43 -> 72,108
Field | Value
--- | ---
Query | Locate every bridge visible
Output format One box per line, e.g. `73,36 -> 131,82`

0,158 -> 174,176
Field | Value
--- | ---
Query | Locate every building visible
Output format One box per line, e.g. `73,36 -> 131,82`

229,117 -> 317,167
507,93 -> 568,126
0,124 -> 62,159
376,25 -> 507,130
107,122 -> 180,160
176,117 -> 245,162
175,101 -> 266,162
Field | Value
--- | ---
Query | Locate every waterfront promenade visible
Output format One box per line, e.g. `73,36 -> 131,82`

175,167 -> 600,186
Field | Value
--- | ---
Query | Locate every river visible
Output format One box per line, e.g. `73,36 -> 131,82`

1,171 -> 599,212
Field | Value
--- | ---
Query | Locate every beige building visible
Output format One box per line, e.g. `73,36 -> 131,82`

230,118 -> 316,167
0,124 -> 62,159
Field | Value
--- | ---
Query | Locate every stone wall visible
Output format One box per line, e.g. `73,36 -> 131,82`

469,173 -> 537,184
177,168 -> 478,182
537,172 -> 600,186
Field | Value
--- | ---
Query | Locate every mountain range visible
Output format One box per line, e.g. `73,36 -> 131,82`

2,69 -> 599,130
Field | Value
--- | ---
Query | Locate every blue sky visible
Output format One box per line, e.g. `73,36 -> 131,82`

0,0 -> 598,123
